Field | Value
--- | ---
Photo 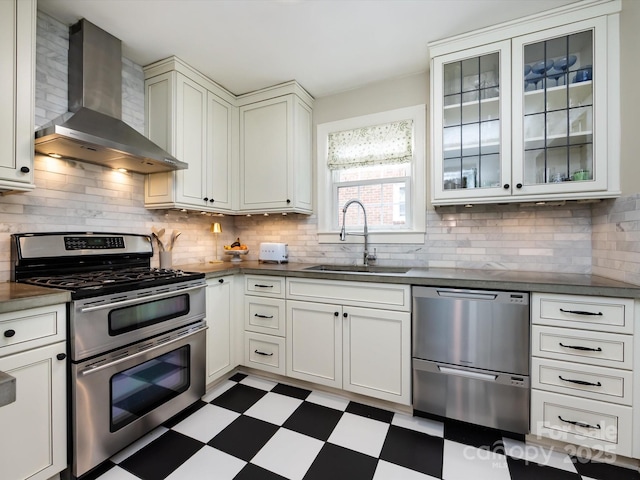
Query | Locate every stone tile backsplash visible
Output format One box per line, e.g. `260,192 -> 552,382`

1,10 -> 639,285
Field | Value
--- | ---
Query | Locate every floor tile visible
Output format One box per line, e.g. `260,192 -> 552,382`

502,437 -> 577,473
239,375 -> 278,391
172,403 -> 239,443
441,439 -> 510,480
379,424 -> 444,478
244,391 -> 303,425
208,415 -> 279,462
392,412 -> 444,438
227,372 -> 247,382
164,445 -> 246,480
346,401 -> 395,423
252,428 -> 324,480
161,400 -> 207,429
506,456 -> 581,480
373,460 -> 440,480
94,465 -> 141,480
84,461 -> 117,480
443,418 -> 504,451
210,383 -> 267,413
110,426 -> 169,463
271,382 -> 312,400
202,379 -> 236,402
571,456 -> 640,480
235,463 -> 289,480
119,430 -> 204,480
303,443 -> 378,480
283,401 -> 344,441
305,389 -> 350,411
328,412 -> 390,458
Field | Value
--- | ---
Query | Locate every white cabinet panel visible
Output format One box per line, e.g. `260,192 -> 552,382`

206,277 -> 235,384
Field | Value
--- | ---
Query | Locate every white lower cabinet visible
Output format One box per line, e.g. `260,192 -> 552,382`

243,275 -> 287,375
206,276 -> 236,385
0,304 -> 67,480
530,292 -> 636,458
286,279 -> 411,405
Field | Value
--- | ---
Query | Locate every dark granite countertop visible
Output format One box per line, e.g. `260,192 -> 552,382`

0,282 -> 71,314
179,260 -> 640,299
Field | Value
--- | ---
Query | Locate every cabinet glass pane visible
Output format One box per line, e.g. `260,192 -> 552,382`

522,29 -> 593,186
441,52 -> 501,190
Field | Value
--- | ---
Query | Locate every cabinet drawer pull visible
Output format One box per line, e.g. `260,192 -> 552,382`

558,376 -> 602,387
3,329 -> 16,338
560,308 -> 603,316
254,314 -> 274,319
558,415 -> 601,430
254,284 -> 273,288
559,342 -> 602,352
254,349 -> 273,356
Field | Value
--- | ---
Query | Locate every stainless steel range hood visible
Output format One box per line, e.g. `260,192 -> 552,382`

34,19 -> 187,174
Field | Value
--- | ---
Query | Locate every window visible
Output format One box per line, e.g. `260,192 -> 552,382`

317,105 -> 426,244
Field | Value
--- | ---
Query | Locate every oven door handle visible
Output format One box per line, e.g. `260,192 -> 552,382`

79,325 -> 207,376
79,285 -> 204,313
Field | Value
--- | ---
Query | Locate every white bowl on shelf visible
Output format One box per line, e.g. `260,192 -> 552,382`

224,249 -> 249,262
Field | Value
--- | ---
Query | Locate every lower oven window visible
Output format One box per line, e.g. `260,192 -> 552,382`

110,346 -> 190,432
109,294 -> 190,335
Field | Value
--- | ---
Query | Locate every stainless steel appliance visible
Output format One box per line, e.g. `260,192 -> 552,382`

34,19 -> 187,173
412,286 -> 530,434
11,232 -> 206,479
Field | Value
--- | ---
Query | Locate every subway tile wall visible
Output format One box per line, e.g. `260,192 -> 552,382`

1,11 -> 639,285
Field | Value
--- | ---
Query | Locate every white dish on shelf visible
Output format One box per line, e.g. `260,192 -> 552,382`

224,249 -> 249,262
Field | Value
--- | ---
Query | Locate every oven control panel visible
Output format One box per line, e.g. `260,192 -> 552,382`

65,236 -> 125,250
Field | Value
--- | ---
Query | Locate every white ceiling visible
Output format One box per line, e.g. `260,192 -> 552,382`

37,0 -> 580,98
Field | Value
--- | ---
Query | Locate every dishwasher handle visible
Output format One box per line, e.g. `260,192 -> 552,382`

436,290 -> 498,300
438,365 -> 497,381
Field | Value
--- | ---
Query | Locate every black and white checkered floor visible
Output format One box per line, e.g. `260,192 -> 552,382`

88,373 -> 640,480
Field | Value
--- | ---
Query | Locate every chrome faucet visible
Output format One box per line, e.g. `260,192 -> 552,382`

339,199 -> 377,266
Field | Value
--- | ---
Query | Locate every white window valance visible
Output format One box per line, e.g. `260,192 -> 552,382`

327,119 -> 413,170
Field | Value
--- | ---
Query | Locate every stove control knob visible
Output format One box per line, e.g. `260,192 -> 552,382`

56,353 -> 67,361
4,329 -> 16,338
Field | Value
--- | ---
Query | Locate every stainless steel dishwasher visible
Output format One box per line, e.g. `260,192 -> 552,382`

412,286 -> 530,434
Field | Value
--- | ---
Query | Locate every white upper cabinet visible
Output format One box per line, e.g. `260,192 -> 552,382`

144,58 -> 313,215
0,0 -> 35,193
144,57 -> 237,213
430,0 -> 621,206
238,83 -> 314,214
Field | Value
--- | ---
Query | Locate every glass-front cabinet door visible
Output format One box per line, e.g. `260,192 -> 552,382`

512,17 -> 609,196
432,41 -> 511,202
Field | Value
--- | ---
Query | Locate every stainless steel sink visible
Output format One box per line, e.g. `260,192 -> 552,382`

303,264 -> 411,274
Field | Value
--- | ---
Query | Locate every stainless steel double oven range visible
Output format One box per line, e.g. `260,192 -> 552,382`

11,232 -> 207,479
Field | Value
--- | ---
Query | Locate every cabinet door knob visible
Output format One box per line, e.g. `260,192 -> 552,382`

20,166 -> 30,173
218,278 -> 224,284
4,329 -> 16,338
56,353 -> 67,361
203,197 -> 209,202
286,199 -> 291,204
516,183 -> 523,189
343,312 -> 348,318
209,198 -> 215,203
334,312 -> 339,316
503,184 -> 510,189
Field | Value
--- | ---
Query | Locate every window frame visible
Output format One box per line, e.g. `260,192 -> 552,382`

317,105 -> 426,245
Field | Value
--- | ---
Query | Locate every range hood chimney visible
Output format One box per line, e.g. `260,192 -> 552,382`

34,19 -> 187,174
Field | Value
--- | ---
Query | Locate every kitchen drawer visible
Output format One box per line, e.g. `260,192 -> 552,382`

531,390 -> 633,457
532,325 -> 633,370
286,278 -> 411,312
244,332 -> 285,375
244,275 -> 285,298
532,357 -> 632,406
0,305 -> 66,357
244,296 -> 285,336
532,293 -> 634,334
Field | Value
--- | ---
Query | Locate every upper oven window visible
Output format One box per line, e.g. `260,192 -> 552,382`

109,294 -> 190,335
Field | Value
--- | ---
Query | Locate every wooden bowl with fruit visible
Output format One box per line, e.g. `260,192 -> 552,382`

223,238 -> 249,262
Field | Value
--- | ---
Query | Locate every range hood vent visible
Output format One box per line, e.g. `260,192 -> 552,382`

34,19 -> 186,174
